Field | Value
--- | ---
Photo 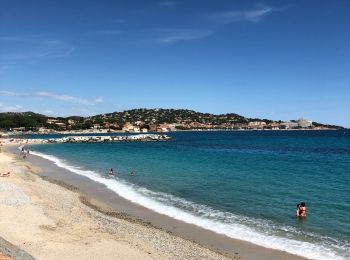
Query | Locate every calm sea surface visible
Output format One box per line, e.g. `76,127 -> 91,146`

28,130 -> 350,259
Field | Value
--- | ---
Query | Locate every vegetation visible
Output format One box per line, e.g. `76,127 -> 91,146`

93,109 -> 248,125
0,112 -> 47,129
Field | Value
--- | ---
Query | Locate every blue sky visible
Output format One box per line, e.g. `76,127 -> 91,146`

0,0 -> 349,126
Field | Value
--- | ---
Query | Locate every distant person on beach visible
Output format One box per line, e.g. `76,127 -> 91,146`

296,202 -> 307,217
0,172 -> 10,177
130,171 -> 135,176
109,168 -> 114,176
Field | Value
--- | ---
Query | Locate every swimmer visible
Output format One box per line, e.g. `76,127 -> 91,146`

296,202 -> 307,217
109,168 -> 114,176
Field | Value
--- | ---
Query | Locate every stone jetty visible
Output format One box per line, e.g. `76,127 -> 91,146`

10,134 -> 172,145
41,134 -> 171,144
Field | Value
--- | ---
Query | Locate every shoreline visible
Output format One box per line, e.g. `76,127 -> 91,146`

1,145 -> 231,260
4,144 -> 305,260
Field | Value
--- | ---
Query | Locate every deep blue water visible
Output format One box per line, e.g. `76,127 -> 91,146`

28,130 -> 350,259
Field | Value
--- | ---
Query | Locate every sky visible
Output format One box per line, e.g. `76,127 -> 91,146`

0,0 -> 349,127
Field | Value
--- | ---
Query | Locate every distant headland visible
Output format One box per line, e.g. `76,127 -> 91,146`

0,109 -> 344,135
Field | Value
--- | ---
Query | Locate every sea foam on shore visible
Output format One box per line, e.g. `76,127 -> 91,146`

29,149 -> 348,260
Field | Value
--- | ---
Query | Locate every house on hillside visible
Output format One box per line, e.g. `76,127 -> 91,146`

298,118 -> 312,128
148,124 -> 157,132
47,119 -> 60,124
93,124 -> 101,129
122,122 -> 134,132
55,122 -> 67,130
157,123 -> 171,132
269,122 -> 280,130
280,121 -> 298,129
248,121 -> 267,129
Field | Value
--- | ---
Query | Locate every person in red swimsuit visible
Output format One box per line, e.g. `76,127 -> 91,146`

296,202 -> 307,217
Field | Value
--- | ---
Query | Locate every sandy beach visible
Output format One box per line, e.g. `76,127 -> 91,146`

0,141 -> 305,260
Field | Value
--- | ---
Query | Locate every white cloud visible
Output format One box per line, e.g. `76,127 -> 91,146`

0,37 -> 75,61
0,91 -> 21,96
157,30 -> 213,44
210,6 -> 275,23
35,92 -> 103,105
0,104 -> 24,112
0,90 -> 103,106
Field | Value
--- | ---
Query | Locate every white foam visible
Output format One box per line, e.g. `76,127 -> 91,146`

30,150 -> 348,260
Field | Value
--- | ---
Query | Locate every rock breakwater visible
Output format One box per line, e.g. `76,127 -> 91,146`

43,134 -> 171,144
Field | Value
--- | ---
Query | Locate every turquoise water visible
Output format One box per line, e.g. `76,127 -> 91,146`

29,130 -> 350,259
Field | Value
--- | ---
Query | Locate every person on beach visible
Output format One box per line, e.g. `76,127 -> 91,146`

109,168 -> 114,176
296,202 -> 307,217
0,172 -> 10,177
130,171 -> 135,176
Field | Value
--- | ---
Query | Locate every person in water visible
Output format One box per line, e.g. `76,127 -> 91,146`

296,202 -> 307,217
109,168 -> 114,176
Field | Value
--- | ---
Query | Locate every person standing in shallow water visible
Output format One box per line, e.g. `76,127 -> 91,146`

296,202 -> 307,217
109,168 -> 114,176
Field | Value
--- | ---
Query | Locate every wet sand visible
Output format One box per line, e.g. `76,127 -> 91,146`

3,144 -> 305,260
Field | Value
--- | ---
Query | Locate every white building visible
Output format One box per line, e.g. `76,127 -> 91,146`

298,118 -> 313,128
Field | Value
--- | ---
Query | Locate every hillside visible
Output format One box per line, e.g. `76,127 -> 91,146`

93,109 -> 248,125
0,109 -> 343,130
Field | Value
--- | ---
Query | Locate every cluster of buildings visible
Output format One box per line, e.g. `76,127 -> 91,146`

6,117 -> 316,134
38,118 -> 178,133
167,118 -> 314,130
246,118 -> 313,130
117,118 -> 313,132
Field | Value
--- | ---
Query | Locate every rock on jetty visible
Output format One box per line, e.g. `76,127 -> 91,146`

44,134 -> 171,144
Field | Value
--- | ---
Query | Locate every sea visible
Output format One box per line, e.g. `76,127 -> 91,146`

25,130 -> 350,259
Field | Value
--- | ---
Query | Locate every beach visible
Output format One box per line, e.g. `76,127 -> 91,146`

0,140 -> 307,260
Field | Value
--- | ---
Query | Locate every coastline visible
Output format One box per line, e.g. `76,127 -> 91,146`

1,144 -> 305,260
1,127 -> 341,138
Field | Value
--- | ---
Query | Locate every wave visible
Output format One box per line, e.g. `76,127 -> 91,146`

30,150 -> 349,260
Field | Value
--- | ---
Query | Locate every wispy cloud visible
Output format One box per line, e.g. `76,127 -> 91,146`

157,30 -> 213,44
35,92 -> 103,105
209,5 -> 281,23
0,104 -> 24,112
0,90 -> 103,106
0,36 -> 75,61
0,90 -> 22,96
